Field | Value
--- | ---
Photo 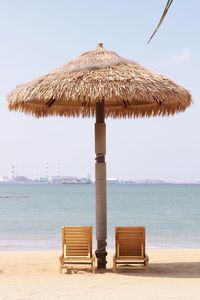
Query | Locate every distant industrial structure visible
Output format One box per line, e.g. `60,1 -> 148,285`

0,164 -> 92,184
0,175 -> 92,184
56,163 -> 60,177
11,165 -> 15,181
45,162 -> 49,179
0,164 -> 199,185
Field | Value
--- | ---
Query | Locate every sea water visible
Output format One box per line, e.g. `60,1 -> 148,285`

0,183 -> 200,251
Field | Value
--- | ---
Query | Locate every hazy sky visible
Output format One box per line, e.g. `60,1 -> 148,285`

0,0 -> 199,181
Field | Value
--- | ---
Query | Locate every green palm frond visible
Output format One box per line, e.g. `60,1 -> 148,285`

147,0 -> 174,43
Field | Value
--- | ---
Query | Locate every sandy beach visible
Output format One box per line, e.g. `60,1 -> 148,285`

0,249 -> 200,300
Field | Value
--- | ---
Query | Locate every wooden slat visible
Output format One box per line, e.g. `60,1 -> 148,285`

66,246 -> 88,252
64,236 -> 88,238
66,243 -> 88,246
64,241 -> 88,244
65,247 -> 88,250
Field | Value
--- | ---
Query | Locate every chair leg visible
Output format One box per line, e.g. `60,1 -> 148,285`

59,263 -> 63,274
113,257 -> 116,272
144,259 -> 149,271
92,263 -> 96,274
92,258 -> 96,273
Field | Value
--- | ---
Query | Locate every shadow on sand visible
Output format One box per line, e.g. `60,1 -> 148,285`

105,262 -> 200,278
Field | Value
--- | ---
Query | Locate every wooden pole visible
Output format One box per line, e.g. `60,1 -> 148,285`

95,100 -> 107,269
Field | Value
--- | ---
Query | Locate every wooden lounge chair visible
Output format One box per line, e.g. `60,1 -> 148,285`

59,226 -> 95,273
113,226 -> 149,271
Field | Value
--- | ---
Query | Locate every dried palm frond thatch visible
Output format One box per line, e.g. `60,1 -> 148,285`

8,43 -> 191,118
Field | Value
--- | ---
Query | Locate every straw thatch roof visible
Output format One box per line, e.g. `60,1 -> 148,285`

8,43 -> 192,118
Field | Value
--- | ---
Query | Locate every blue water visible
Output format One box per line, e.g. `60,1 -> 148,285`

0,183 -> 200,251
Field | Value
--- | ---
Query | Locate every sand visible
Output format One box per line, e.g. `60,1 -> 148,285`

0,249 -> 200,300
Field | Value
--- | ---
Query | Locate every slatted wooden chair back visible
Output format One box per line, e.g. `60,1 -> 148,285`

62,226 -> 92,258
115,227 -> 146,258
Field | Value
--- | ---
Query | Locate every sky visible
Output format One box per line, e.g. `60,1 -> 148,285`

0,0 -> 199,181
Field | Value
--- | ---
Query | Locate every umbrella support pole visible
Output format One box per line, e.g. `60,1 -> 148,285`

95,101 -> 107,269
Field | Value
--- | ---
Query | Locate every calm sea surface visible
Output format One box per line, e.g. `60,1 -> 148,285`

0,183 -> 200,251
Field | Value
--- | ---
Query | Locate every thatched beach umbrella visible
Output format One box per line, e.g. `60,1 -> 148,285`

8,43 -> 192,269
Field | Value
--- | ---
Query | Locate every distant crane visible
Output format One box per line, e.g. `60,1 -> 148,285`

57,162 -> 60,177
11,165 -> 15,181
45,162 -> 49,180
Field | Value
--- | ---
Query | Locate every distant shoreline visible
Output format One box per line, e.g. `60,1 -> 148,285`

0,181 -> 200,185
